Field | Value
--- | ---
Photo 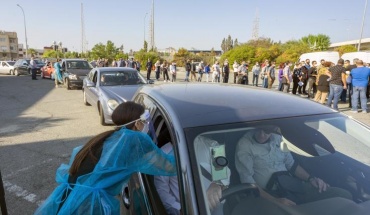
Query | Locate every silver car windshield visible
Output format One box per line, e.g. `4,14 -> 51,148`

100,71 -> 146,86
188,114 -> 370,215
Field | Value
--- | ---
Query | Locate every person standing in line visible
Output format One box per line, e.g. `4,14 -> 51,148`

267,61 -> 276,89
291,63 -> 302,95
223,59 -> 230,83
204,64 -> 211,82
261,61 -> 269,88
300,59 -> 311,95
282,61 -> 292,93
345,58 -> 358,108
252,62 -> 261,86
237,61 -> 248,85
233,61 -> 239,84
155,60 -> 161,81
326,59 -> 347,110
54,58 -> 63,88
277,63 -> 285,91
197,61 -> 205,82
185,60 -> 191,82
350,60 -> 370,113
136,60 -> 141,72
170,62 -> 177,82
190,60 -> 197,82
212,61 -> 221,83
314,61 -> 331,104
307,61 -> 318,99
161,61 -> 170,82
146,59 -> 152,81
30,56 -> 38,80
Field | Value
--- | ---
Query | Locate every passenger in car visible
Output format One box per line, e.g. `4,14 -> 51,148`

235,127 -> 352,206
35,102 -> 176,215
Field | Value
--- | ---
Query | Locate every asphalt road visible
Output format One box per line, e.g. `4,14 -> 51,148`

0,72 -> 369,214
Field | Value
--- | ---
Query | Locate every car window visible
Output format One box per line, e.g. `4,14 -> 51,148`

186,114 -> 370,215
92,71 -> 98,84
66,61 -> 92,69
7,61 -> 15,66
100,71 -> 146,86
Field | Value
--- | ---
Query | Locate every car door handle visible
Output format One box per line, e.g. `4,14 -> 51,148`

121,184 -> 130,209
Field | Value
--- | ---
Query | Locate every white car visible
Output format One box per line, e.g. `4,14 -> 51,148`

0,61 -> 16,75
298,51 -> 340,65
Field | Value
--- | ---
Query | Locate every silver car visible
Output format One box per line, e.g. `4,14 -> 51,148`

0,61 -> 15,75
82,67 -> 151,125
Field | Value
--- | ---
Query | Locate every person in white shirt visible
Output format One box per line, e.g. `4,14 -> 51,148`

212,61 -> 221,83
233,61 -> 240,84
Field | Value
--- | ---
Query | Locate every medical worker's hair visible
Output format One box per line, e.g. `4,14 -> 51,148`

69,101 -> 145,176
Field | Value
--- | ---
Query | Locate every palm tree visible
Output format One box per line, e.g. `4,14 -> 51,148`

301,34 -> 330,51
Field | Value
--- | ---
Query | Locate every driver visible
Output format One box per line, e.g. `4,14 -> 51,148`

235,127 -> 352,206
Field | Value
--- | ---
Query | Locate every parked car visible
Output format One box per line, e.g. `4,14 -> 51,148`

82,67 -> 151,125
121,83 -> 370,215
13,58 -> 44,76
61,59 -> 93,90
40,61 -> 56,79
0,61 -> 15,75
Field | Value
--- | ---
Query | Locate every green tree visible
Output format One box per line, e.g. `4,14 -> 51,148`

234,39 -> 239,47
173,48 -> 190,66
143,41 -> 148,52
28,48 -> 37,57
275,40 -> 310,64
334,45 -> 357,56
301,34 -> 330,51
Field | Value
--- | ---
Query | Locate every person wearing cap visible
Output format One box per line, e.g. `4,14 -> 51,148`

35,101 -> 176,215
326,59 -> 347,110
235,127 -> 352,207
350,60 -> 370,113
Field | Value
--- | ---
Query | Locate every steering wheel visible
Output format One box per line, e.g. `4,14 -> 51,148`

220,183 -> 260,202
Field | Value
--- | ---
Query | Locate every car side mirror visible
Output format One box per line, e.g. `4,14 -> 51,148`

86,82 -> 95,87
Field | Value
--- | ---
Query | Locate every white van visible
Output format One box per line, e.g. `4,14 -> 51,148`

298,51 -> 340,65
341,52 -> 370,64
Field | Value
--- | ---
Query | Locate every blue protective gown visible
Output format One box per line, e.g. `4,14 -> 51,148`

54,62 -> 63,83
35,128 -> 176,215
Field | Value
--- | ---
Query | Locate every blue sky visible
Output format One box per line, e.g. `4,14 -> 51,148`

2,0 -> 369,52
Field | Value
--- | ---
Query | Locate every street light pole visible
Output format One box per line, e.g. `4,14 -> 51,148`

358,0 -> 368,51
144,13 -> 148,44
17,4 -> 28,58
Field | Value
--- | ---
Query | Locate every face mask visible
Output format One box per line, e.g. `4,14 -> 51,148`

115,110 -> 150,129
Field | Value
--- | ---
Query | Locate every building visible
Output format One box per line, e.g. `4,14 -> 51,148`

0,31 -> 19,60
329,38 -> 370,51
188,49 -> 222,56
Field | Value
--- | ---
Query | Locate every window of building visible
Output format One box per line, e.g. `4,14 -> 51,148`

0,38 -> 6,42
0,46 -> 8,51
9,39 -> 16,43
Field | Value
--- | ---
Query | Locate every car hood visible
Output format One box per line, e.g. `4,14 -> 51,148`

66,69 -> 91,76
101,85 -> 143,102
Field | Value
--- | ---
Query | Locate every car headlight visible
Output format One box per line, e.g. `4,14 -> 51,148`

107,99 -> 119,110
69,74 -> 77,80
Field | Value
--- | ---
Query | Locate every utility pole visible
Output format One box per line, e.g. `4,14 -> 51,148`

358,0 -> 368,51
149,0 -> 155,51
81,3 -> 86,54
17,4 -> 28,58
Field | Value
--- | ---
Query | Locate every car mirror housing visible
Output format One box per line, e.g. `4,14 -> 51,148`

86,82 -> 96,87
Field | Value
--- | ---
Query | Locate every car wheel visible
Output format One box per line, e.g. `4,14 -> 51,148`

9,70 -> 13,75
99,104 -> 106,126
14,69 -> 19,76
83,90 -> 91,106
65,78 -> 71,90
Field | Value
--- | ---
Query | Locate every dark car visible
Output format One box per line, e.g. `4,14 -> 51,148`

61,59 -> 92,90
13,59 -> 44,76
82,67 -> 150,125
121,83 -> 370,215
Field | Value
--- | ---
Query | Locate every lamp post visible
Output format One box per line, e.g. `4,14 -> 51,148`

17,4 -> 28,58
144,13 -> 148,44
358,0 -> 368,51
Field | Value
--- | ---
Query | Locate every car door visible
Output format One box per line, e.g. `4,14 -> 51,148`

85,70 -> 99,108
20,60 -> 28,73
121,95 -> 181,215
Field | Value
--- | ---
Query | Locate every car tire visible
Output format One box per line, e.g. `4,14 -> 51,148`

14,69 -> 19,76
83,90 -> 91,106
65,78 -> 71,90
99,104 -> 106,126
9,70 -> 13,75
